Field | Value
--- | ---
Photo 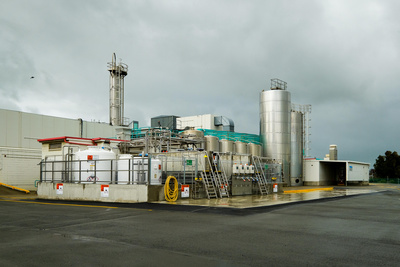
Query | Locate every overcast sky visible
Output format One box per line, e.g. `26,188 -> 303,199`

1,0 -> 399,166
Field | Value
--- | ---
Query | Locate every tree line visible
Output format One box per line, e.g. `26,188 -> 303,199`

373,151 -> 400,178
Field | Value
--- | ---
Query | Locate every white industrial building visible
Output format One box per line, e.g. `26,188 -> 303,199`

176,114 -> 235,132
304,160 -> 369,186
0,108 -> 128,190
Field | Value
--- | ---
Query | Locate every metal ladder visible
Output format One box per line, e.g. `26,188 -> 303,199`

214,152 -> 229,198
252,156 -> 269,195
199,152 -> 218,199
200,171 -> 218,199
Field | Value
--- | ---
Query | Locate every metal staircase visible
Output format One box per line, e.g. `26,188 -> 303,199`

199,152 -> 218,199
199,151 -> 229,199
200,171 -> 218,199
252,156 -> 269,195
214,153 -> 229,198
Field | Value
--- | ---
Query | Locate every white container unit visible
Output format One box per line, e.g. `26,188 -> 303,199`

118,156 -> 162,185
117,154 -> 133,184
149,158 -> 162,185
133,157 -> 162,185
73,146 -> 116,183
233,163 -> 240,174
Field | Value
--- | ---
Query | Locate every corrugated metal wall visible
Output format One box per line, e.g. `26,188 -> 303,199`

0,108 -> 125,190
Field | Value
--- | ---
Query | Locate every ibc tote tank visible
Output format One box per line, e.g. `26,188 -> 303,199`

260,82 -> 291,185
117,154 -> 133,184
73,146 -> 116,183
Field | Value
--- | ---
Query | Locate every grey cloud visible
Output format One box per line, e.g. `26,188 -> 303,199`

1,0 -> 400,166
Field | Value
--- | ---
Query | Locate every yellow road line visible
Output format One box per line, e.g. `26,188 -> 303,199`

284,187 -> 334,194
0,199 -> 119,209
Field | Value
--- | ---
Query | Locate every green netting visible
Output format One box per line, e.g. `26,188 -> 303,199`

197,129 -> 261,144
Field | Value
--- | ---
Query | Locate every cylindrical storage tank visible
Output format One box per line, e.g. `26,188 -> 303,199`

182,129 -> 205,149
182,129 -> 204,139
220,139 -> 234,153
290,111 -> 303,186
260,87 -> 291,184
248,143 -> 262,157
117,154 -> 133,184
329,145 -> 338,160
235,141 -> 249,154
205,136 -> 220,152
73,146 -> 116,183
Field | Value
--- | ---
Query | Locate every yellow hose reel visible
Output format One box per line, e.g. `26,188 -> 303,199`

164,176 -> 179,202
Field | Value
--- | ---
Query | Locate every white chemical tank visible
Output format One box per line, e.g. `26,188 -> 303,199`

73,146 -> 116,183
220,139 -> 234,153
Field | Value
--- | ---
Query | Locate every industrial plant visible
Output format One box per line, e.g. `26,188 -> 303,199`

0,54 -> 369,203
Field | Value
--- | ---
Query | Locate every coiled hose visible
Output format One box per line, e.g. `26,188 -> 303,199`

164,176 -> 179,202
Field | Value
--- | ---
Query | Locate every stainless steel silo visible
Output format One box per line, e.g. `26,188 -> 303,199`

205,136 -> 220,152
260,79 -> 291,185
220,139 -> 234,153
182,129 -> 205,149
290,111 -> 303,186
235,141 -> 248,154
248,143 -> 262,157
329,145 -> 338,160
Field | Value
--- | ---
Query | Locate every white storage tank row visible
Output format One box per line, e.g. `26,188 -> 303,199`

204,136 -> 262,156
72,147 -> 161,184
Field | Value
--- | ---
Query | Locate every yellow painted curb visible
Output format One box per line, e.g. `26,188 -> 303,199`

284,187 -> 334,194
0,183 -> 30,194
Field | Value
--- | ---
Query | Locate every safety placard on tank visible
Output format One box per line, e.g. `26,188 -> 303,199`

56,183 -> 63,195
101,185 -> 109,197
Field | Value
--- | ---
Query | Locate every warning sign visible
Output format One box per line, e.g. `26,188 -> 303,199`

56,183 -> 63,195
273,183 -> 278,193
101,185 -> 109,198
181,185 -> 190,198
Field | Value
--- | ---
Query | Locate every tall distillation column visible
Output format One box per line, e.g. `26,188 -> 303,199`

260,79 -> 291,185
108,53 -> 128,126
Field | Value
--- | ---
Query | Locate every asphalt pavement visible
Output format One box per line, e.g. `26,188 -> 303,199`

1,184 -> 400,266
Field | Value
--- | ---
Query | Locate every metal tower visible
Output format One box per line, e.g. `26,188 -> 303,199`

108,53 -> 128,126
